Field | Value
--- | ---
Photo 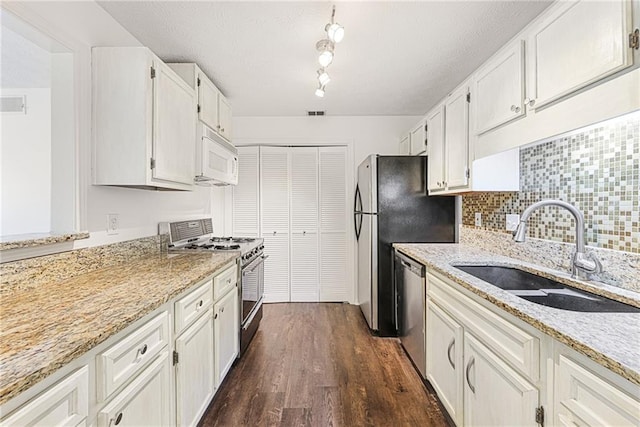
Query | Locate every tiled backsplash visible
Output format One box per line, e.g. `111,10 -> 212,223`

463,112 -> 640,254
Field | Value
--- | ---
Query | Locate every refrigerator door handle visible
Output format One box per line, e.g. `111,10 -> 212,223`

354,185 -> 363,240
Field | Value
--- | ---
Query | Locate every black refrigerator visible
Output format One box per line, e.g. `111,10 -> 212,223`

354,155 -> 458,336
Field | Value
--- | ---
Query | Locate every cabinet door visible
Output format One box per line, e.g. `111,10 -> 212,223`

214,287 -> 239,387
175,311 -> 215,427
261,147 -> 290,302
399,134 -> 410,155
463,333 -> 539,427
0,367 -> 88,427
233,146 -> 260,237
97,351 -> 171,427
290,148 -> 319,302
426,300 -> 463,426
427,104 -> 446,192
555,354 -> 640,426
527,0 -> 633,109
153,61 -> 196,185
218,94 -> 232,141
319,147 -> 349,302
410,121 -> 427,155
444,85 -> 469,190
198,71 -> 219,131
474,40 -> 525,134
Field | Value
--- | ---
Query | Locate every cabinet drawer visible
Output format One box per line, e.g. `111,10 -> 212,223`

555,354 -> 640,426
1,367 -> 88,426
96,312 -> 169,402
214,263 -> 237,300
428,271 -> 540,382
175,278 -> 213,334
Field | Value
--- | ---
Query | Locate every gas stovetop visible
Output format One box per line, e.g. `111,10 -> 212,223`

159,219 -> 263,265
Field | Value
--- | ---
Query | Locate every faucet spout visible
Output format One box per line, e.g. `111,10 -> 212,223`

512,199 -> 602,279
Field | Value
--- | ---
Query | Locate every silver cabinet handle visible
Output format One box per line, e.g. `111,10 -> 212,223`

510,104 -> 522,113
524,98 -> 535,107
447,339 -> 455,369
110,412 -> 123,426
466,356 -> 476,393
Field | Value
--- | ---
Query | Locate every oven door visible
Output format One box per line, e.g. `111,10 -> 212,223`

241,254 -> 266,325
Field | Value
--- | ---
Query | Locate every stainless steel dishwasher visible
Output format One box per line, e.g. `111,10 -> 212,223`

395,251 -> 427,378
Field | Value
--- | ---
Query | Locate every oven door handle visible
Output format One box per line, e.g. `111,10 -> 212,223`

242,298 -> 263,330
243,255 -> 268,275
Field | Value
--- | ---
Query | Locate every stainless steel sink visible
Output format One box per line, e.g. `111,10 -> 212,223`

453,265 -> 639,313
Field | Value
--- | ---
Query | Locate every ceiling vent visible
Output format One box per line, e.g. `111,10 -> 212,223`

307,111 -> 325,116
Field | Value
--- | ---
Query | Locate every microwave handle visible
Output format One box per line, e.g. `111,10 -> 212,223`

232,156 -> 238,175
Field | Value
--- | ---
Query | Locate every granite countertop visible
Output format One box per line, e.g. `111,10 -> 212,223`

0,232 -> 91,251
0,251 -> 238,405
394,243 -> 640,386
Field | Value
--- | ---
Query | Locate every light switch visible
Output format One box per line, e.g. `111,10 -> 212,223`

474,213 -> 482,227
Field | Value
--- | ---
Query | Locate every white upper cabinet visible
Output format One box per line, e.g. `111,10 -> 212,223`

444,84 -> 470,190
218,94 -> 232,141
399,133 -> 410,154
93,47 -> 196,191
527,0 -> 634,110
474,40 -> 526,134
426,103 -> 446,192
197,71 -> 220,131
409,121 -> 427,155
169,63 -> 233,142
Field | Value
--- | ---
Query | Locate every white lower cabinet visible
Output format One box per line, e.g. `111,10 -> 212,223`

554,347 -> 640,426
463,333 -> 539,427
427,270 -> 542,427
97,351 -> 171,427
175,310 -> 215,427
214,284 -> 239,388
426,300 -> 464,426
0,367 -> 89,427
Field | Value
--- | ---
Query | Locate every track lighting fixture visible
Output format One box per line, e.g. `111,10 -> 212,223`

313,5 -> 344,97
317,68 -> 331,86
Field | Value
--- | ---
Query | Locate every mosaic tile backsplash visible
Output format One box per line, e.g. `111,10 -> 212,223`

462,112 -> 639,254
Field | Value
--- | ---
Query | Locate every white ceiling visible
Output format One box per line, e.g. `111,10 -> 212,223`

98,1 -> 551,117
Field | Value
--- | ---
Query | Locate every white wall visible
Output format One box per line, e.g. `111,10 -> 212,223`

0,88 -> 52,235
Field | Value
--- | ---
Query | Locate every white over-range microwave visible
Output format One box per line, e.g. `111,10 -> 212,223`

195,123 -> 238,186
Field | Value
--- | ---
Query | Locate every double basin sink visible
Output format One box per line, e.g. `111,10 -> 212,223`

453,265 -> 639,313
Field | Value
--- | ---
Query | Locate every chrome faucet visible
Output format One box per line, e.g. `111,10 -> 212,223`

513,200 -> 602,279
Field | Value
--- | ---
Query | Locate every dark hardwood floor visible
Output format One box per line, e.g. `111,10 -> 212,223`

199,303 -> 448,427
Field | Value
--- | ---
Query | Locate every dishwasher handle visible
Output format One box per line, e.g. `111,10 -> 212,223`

396,254 -> 425,278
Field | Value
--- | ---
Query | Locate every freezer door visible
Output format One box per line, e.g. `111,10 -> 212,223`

357,155 -> 377,214
358,213 -> 377,330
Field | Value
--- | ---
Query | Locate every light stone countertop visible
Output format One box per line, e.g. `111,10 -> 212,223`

0,251 -> 238,405
394,243 -> 640,386
0,232 -> 90,251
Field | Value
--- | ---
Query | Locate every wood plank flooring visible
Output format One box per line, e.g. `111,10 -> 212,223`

199,303 -> 448,427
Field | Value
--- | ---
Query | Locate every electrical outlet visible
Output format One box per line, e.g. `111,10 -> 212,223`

474,212 -> 482,227
506,214 -> 520,232
107,213 -> 119,235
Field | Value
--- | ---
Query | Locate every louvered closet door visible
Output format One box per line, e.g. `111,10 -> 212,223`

290,148 -> 319,302
319,147 -> 349,302
260,147 -> 290,303
233,146 -> 260,237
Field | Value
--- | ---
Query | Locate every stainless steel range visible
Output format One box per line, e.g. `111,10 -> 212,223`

159,218 -> 265,356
